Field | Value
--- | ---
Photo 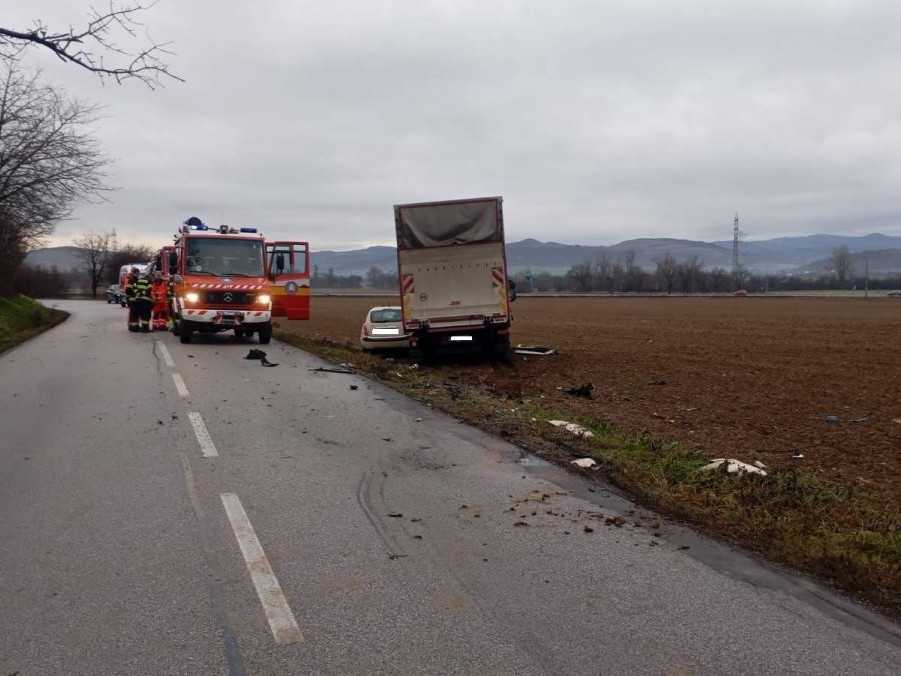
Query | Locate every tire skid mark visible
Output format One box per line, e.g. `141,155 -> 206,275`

355,468 -> 407,560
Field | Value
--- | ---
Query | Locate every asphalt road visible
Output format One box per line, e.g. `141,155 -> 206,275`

1,300 -> 899,675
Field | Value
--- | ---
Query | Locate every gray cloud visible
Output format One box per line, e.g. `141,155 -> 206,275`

10,0 -> 901,248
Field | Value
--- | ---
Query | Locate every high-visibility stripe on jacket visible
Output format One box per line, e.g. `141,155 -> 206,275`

131,276 -> 153,302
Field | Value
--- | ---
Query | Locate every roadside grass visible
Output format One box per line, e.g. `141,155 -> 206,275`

276,329 -> 901,616
0,295 -> 69,355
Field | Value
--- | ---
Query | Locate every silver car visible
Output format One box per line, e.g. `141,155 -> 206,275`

360,306 -> 410,351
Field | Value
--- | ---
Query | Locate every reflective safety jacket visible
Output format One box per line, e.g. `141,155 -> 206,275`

129,276 -> 153,302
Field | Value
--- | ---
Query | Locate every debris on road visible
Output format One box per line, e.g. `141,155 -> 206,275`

792,451 -> 805,459
583,525 -> 594,533
564,383 -> 593,398
513,345 -> 556,356
848,416 -> 869,423
244,349 -> 278,367
824,415 -> 840,424
702,458 -> 768,476
548,420 -> 595,438
387,512 -> 403,518
310,366 -> 354,374
606,515 -> 626,527
513,521 -> 529,527
570,457 -> 598,469
349,384 -> 359,390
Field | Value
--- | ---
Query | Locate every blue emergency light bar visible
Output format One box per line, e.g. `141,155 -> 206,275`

240,227 -> 257,233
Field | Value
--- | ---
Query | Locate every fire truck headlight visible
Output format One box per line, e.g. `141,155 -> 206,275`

184,292 -> 200,303
256,294 -> 271,305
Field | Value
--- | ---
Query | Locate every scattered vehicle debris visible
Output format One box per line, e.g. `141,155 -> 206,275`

702,458 -> 768,476
564,383 -> 593,398
548,420 -> 595,438
824,415 -> 840,424
349,384 -> 359,390
605,515 -> 626,527
570,457 -> 598,469
513,345 -> 556,356
244,349 -> 278,367
387,512 -> 403,518
513,521 -> 529,527
753,460 -> 767,470
848,416 -> 869,423
792,451 -> 805,459
310,366 -> 354,374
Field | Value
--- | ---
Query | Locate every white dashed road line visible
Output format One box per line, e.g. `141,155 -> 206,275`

187,411 -> 219,458
220,493 -> 304,645
156,340 -> 175,368
172,372 -> 190,398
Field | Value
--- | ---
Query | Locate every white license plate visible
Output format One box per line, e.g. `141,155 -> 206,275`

449,335 -> 473,342
372,328 -> 400,336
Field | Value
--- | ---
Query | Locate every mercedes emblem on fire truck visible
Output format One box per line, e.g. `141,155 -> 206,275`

223,293 -> 233,303
286,281 -> 298,295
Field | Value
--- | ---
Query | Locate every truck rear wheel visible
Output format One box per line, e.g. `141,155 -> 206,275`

257,322 -> 272,344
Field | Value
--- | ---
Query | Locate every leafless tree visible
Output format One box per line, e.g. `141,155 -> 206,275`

655,253 -> 678,294
0,2 -> 181,88
0,61 -> 110,295
592,254 -> 611,291
830,245 -> 854,287
568,261 -> 593,292
680,255 -> 703,293
74,230 -> 115,298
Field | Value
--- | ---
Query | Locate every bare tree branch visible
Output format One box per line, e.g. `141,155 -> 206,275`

0,60 -> 110,296
0,2 -> 182,88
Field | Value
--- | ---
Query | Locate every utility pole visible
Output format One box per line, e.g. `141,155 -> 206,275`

732,213 -> 742,289
865,255 -> 869,299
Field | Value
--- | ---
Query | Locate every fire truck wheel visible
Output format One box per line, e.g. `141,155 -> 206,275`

257,322 -> 272,344
179,321 -> 193,344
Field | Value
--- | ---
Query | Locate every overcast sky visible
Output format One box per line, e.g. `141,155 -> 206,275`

10,1 -> 901,249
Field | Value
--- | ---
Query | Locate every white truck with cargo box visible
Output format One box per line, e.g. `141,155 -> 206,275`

394,196 -> 514,357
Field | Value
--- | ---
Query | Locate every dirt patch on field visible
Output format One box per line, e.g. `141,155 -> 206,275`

282,295 -> 901,509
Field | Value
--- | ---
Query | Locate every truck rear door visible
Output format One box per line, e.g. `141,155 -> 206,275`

265,241 -> 311,320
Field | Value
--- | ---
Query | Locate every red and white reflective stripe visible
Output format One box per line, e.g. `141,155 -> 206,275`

491,267 -> 505,285
187,282 -> 266,290
401,274 -> 415,294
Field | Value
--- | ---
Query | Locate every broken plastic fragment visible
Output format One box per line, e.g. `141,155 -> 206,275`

570,457 -> 598,469
548,420 -> 594,438
702,458 -> 767,476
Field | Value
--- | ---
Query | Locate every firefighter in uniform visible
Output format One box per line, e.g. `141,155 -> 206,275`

150,271 -> 170,331
127,272 -> 154,332
125,267 -> 140,331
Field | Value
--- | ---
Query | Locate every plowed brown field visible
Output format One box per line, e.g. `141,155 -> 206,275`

281,295 -> 901,507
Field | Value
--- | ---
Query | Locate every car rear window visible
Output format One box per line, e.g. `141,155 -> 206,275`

370,309 -> 401,323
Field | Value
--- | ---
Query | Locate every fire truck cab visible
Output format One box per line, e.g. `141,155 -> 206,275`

167,219 -> 274,344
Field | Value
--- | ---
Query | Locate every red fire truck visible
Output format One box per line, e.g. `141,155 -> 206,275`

165,218 -> 309,344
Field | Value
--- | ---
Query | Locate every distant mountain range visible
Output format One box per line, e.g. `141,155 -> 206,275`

25,233 -> 901,277
312,233 -> 901,276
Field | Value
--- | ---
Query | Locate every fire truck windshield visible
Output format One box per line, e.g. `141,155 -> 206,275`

185,237 -> 264,277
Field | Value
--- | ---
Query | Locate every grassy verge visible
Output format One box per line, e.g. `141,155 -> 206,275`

0,295 -> 69,355
276,330 -> 901,617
